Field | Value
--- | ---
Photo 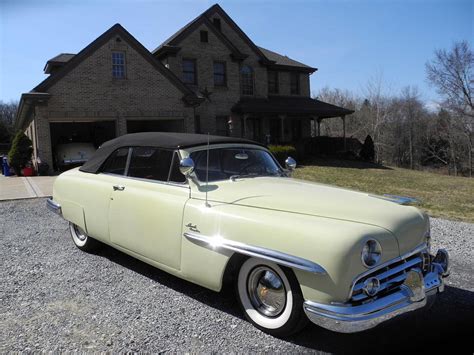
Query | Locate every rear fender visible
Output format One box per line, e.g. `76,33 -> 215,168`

61,200 -> 87,232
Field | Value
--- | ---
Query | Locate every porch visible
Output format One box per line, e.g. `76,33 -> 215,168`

231,96 -> 354,147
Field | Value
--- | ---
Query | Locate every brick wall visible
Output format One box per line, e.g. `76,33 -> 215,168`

37,34 -> 194,172
160,14 -> 312,139
47,35 -> 188,118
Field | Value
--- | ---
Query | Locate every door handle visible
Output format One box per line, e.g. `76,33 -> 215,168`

113,185 -> 125,191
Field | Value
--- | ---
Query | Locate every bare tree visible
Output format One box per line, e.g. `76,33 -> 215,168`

426,41 -> 473,176
400,86 -> 424,169
362,72 -> 393,163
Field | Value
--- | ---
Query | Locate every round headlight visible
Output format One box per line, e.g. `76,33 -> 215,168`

361,239 -> 382,268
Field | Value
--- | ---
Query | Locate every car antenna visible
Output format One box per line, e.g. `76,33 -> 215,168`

205,132 -> 211,208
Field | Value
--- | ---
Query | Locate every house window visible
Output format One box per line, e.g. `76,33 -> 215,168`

240,65 -> 254,95
112,52 -> 126,79
200,30 -> 208,43
216,116 -> 230,136
213,18 -> 221,31
213,61 -> 226,86
290,72 -> 300,95
268,70 -> 279,94
182,59 -> 197,85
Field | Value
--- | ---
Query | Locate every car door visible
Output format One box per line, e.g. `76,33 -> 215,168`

108,147 -> 190,270
83,147 -> 131,242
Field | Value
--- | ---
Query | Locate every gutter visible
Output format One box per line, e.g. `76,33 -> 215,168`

14,93 -> 51,131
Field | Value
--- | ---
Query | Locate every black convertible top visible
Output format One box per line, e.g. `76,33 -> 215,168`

79,132 -> 264,173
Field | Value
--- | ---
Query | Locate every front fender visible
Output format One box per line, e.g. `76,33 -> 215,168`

181,200 -> 399,303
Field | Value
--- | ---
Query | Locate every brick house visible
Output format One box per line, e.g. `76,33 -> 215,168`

15,4 -> 353,173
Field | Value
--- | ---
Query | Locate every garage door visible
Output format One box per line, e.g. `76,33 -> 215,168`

50,121 -> 116,170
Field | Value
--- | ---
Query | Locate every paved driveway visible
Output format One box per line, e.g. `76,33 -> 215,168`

0,176 -> 56,200
1,199 -> 473,353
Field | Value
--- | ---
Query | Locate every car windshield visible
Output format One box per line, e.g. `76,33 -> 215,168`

189,147 -> 283,182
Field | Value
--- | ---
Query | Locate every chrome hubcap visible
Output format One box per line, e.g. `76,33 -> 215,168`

73,225 -> 87,241
247,266 -> 286,317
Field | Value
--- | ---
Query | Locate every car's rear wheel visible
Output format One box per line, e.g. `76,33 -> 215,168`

236,257 -> 308,337
69,222 -> 100,252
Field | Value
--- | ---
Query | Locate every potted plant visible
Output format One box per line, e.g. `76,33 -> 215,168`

22,162 -> 35,176
8,131 -> 33,176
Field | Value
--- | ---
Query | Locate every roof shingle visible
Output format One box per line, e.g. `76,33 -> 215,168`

258,47 -> 315,70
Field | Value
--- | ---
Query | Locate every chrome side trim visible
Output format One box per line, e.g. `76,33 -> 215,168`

61,159 -> 88,164
46,198 -> 62,216
101,173 -> 189,189
371,194 -> 419,205
183,232 -> 327,274
348,243 -> 428,299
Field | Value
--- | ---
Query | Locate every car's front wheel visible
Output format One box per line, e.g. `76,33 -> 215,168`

69,222 -> 100,252
236,258 -> 308,337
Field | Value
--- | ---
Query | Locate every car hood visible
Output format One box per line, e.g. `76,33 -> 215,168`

200,177 -> 428,255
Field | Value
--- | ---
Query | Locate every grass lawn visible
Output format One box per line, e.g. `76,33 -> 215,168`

294,159 -> 474,223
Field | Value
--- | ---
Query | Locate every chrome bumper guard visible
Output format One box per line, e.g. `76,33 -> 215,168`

304,249 -> 449,333
46,198 -> 62,216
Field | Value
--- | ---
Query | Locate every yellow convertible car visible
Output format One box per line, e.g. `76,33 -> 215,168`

47,132 -> 449,336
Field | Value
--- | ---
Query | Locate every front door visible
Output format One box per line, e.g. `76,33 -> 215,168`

108,148 -> 189,270
269,118 -> 281,144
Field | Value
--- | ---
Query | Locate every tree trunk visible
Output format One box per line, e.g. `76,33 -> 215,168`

450,137 -> 457,176
409,127 -> 414,170
469,134 -> 473,178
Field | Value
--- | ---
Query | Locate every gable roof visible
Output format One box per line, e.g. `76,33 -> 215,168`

153,4 -> 315,71
153,8 -> 246,60
202,4 -> 272,64
33,24 -> 202,105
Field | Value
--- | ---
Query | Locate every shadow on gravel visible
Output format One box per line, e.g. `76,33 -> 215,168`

93,244 -> 474,353
92,244 -> 243,317
287,286 -> 474,353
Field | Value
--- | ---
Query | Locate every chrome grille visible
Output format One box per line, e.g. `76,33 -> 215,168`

350,252 -> 426,304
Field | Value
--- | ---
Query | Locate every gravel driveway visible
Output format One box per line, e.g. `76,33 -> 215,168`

1,198 -> 473,353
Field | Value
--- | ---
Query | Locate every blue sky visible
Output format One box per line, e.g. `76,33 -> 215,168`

1,0 -> 472,105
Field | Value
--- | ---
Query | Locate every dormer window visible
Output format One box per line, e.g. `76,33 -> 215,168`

112,52 -> 126,79
200,30 -> 208,43
213,18 -> 221,31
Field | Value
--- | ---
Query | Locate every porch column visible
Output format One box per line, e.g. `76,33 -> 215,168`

34,108 -> 54,174
279,114 -> 285,143
341,115 -> 346,150
317,118 -> 322,137
241,114 -> 248,138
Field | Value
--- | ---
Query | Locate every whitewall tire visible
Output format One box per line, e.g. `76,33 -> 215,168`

69,222 -> 100,252
236,257 -> 307,336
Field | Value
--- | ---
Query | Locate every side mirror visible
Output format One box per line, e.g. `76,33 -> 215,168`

285,157 -> 297,171
179,157 -> 195,177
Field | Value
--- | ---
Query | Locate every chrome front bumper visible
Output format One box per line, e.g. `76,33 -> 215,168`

304,249 -> 449,333
46,198 -> 62,216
